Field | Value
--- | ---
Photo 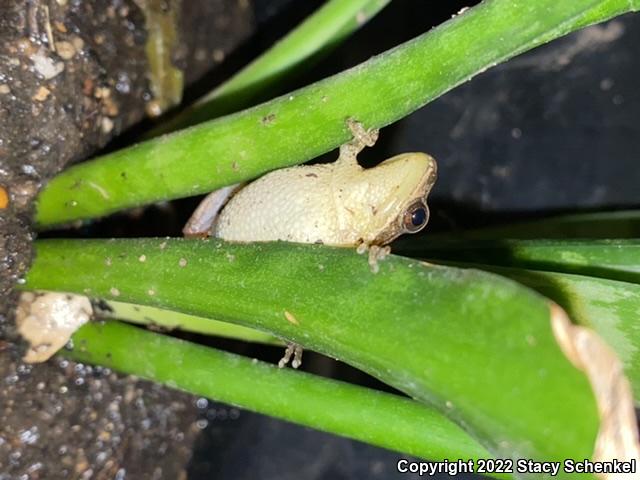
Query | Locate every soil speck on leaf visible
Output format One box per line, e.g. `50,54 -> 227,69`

261,113 -> 276,125
284,311 -> 299,326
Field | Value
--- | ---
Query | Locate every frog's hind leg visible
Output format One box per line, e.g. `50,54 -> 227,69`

278,342 -> 303,369
338,119 -> 379,166
183,184 -> 243,237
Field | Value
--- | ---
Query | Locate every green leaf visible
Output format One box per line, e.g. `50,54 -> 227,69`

66,320 -> 498,469
404,238 -> 640,395
426,211 -> 640,241
506,269 -> 640,398
24,238 -> 600,466
35,0 -> 638,227
401,239 -> 640,284
105,299 -> 282,344
149,0 -> 392,136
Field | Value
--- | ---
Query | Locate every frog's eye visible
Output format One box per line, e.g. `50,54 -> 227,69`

403,201 -> 429,233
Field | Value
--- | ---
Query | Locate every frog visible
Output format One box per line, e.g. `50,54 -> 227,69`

184,119 -> 437,255
184,119 -> 437,367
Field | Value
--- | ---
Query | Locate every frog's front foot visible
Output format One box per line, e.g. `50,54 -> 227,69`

356,242 -> 391,274
347,118 -> 379,148
278,342 -> 303,369
339,119 -> 379,164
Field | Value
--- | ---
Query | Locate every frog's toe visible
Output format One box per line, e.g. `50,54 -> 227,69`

346,118 -> 379,147
291,345 -> 303,369
278,342 -> 304,369
367,245 -> 391,274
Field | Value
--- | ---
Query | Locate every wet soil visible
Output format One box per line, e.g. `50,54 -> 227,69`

0,0 -> 252,477
0,354 -> 197,479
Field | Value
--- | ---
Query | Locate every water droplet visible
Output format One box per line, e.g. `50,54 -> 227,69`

19,427 -> 39,445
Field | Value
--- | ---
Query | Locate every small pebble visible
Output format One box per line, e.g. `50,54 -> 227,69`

33,86 -> 50,101
56,41 -> 76,60
100,117 -> 113,134
0,186 -> 9,208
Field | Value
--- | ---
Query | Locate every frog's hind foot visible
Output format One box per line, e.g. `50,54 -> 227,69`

278,342 -> 303,369
183,183 -> 244,238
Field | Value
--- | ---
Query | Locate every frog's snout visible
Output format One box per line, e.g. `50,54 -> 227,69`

379,152 -> 436,172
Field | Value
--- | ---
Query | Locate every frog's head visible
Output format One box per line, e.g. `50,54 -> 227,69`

346,152 -> 437,245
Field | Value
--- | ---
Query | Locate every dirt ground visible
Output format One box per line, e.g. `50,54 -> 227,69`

0,1 -> 252,477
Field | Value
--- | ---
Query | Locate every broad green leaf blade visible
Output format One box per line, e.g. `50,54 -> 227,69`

25,238 -> 601,465
35,0 -> 638,227
450,263 -> 640,399
404,239 -> 640,395
399,239 -> 640,284
66,320 -> 498,469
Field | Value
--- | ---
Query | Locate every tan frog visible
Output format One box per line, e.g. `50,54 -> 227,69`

184,119 -> 437,264
184,119 -> 438,368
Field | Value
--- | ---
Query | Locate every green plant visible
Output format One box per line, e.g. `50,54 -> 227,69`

22,0 -> 640,477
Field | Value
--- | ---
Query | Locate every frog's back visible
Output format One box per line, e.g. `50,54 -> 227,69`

215,163 -> 357,245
